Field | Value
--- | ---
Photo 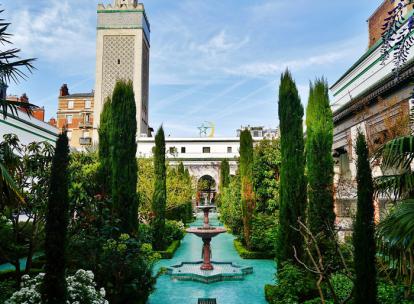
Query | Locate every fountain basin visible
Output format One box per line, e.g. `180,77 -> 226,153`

186,227 -> 226,238
166,261 -> 253,284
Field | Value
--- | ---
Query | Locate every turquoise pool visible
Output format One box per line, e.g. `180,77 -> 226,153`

148,214 -> 276,304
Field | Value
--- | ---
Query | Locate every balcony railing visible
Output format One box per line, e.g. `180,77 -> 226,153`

79,121 -> 93,129
79,137 -> 92,145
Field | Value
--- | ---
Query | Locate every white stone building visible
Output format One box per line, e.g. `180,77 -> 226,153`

137,137 -> 241,189
330,1 -> 414,238
0,111 -> 59,146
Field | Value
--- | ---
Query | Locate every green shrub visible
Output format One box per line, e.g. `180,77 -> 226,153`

303,299 -> 333,304
266,262 -> 317,304
163,220 -> 185,244
98,234 -> 158,304
377,280 -> 411,304
251,213 -> 278,254
138,224 -> 153,244
234,239 -> 274,259
166,201 -> 193,224
326,273 -> 353,302
157,240 -> 181,259
0,279 -> 16,303
220,175 -> 243,238
0,270 -> 16,281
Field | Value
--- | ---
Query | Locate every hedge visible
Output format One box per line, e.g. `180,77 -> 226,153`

234,239 -> 274,259
157,240 -> 181,259
265,284 -> 277,303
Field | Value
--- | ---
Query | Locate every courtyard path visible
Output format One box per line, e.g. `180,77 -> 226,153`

148,214 -> 276,304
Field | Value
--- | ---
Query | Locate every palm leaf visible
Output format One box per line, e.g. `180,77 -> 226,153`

0,161 -> 24,208
377,200 -> 414,279
374,136 -> 414,170
374,172 -> 414,199
0,98 -> 38,118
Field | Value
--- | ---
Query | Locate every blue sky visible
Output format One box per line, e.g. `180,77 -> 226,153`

3,0 -> 380,137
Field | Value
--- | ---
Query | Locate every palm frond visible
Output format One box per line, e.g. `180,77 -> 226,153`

374,136 -> 414,170
374,172 -> 414,199
0,99 -> 38,119
0,161 -> 24,208
376,200 -> 414,279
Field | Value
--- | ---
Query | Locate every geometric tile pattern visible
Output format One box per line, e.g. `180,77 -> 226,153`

102,35 -> 135,100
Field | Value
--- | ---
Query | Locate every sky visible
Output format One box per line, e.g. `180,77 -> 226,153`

3,0 -> 380,137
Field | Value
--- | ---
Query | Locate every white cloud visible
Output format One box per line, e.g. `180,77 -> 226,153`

193,30 -> 250,56
225,50 -> 351,78
8,0 -> 96,74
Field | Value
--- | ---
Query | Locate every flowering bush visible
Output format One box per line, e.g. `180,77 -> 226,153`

6,269 -> 108,304
98,234 -> 159,304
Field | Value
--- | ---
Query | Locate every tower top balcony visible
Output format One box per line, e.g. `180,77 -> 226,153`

97,1 -> 145,11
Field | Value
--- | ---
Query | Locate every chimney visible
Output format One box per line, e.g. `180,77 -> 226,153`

20,93 -> 29,103
48,117 -> 57,127
367,1 -> 396,48
60,84 -> 69,97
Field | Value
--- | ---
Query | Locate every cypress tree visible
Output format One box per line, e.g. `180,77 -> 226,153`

353,132 -> 377,304
177,162 -> 185,176
306,79 -> 335,254
276,70 -> 306,264
110,80 -> 138,235
42,133 -> 70,303
220,159 -> 230,192
98,97 -> 112,197
152,126 -> 167,250
240,129 -> 254,249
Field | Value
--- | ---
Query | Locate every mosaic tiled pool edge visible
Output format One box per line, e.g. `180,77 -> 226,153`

167,261 -> 253,283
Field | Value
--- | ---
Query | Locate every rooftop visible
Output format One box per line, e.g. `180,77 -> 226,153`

59,92 -> 94,99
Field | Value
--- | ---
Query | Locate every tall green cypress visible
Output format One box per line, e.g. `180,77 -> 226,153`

177,162 -> 185,176
220,159 -> 230,192
42,133 -> 70,303
306,79 -> 335,253
110,80 -> 138,235
152,127 -> 167,250
353,132 -> 377,304
98,97 -> 112,197
276,70 -> 306,264
240,129 -> 254,249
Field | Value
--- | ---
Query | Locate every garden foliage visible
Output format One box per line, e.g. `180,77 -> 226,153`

276,70 -> 306,264
152,127 -> 167,250
239,129 -> 255,249
305,79 -> 336,260
42,133 -> 70,303
353,132 -> 377,304
110,80 -> 138,235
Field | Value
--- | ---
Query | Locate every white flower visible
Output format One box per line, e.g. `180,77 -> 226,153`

6,270 -> 108,304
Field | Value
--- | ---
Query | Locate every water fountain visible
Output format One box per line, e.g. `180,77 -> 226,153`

186,205 -> 226,270
167,205 -> 253,283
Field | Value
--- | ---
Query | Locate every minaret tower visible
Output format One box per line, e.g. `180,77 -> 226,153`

93,0 -> 150,141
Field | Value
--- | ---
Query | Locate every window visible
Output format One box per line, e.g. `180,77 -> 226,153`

66,115 -> 73,124
67,131 -> 72,140
253,131 -> 259,137
227,147 -> 232,153
181,147 -> 186,153
85,113 -> 91,123
68,100 -> 74,109
85,100 -> 91,109
202,147 -> 211,154
169,147 -> 177,155
339,153 -> 351,180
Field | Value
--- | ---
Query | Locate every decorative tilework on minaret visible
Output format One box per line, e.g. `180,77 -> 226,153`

94,1 -> 150,141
